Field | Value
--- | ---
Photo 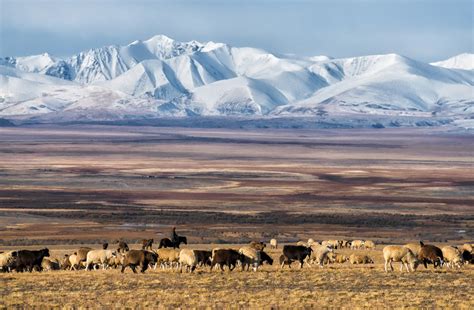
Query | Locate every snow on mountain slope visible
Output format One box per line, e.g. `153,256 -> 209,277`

0,35 -> 473,123
189,76 -> 289,115
274,54 -> 474,116
0,35 -> 204,84
431,53 -> 474,70
0,65 -> 164,119
0,53 -> 57,73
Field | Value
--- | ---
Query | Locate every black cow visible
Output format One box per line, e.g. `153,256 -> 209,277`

260,251 -> 274,265
211,249 -> 243,271
158,236 -> 187,249
194,250 -> 212,266
13,248 -> 50,272
281,245 -> 312,268
462,250 -> 473,264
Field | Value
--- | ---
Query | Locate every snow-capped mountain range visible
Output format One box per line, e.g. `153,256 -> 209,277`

0,34 -> 473,124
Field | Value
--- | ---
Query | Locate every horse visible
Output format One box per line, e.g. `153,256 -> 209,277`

158,236 -> 187,249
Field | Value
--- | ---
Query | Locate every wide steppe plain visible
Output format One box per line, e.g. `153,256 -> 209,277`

0,125 -> 472,245
0,124 -> 473,307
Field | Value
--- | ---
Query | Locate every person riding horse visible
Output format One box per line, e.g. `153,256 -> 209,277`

171,227 -> 179,246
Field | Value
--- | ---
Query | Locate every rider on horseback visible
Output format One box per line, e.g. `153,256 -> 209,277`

171,226 -> 179,246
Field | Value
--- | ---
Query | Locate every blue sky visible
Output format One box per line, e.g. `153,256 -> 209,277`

0,0 -> 472,62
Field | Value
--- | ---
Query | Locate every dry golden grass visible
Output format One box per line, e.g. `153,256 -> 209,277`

1,264 -> 473,308
1,246 -> 473,308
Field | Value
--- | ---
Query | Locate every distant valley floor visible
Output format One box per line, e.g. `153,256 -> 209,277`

0,125 -> 472,245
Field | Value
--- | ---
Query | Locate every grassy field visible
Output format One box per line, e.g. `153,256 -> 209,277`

1,245 -> 473,308
0,125 -> 472,307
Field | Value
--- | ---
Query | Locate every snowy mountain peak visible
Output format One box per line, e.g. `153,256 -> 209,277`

0,36 -> 473,123
431,53 -> 474,70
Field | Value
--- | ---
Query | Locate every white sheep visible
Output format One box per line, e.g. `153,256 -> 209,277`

404,243 -> 422,256
179,249 -> 198,273
270,239 -> 278,249
350,240 -> 365,249
383,245 -> 419,272
41,258 -> 60,271
349,253 -> 374,264
156,248 -> 180,270
311,245 -> 334,268
85,250 -> 116,270
442,246 -> 463,269
0,251 -> 17,272
364,240 -> 376,250
239,246 -> 261,272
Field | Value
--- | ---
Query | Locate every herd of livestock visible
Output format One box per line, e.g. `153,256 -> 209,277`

1,237 -> 473,274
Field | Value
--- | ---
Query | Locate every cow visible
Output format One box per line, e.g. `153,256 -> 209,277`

13,249 -> 50,272
194,250 -> 212,266
281,245 -> 312,268
260,251 -> 274,265
211,249 -> 243,271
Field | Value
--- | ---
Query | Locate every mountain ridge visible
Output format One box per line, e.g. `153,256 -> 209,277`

0,35 -> 473,125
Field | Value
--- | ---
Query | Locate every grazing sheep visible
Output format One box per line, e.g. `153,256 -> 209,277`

61,255 -> 71,270
121,250 -> 157,273
418,242 -> 444,268
68,254 -> 81,270
307,238 -> 316,246
108,253 -> 124,269
311,245 -> 334,268
249,241 -> 266,251
41,258 -> 60,271
239,246 -> 261,272
156,248 -> 180,269
75,247 -> 92,268
364,240 -> 376,250
179,249 -> 199,273
270,239 -> 278,249
404,243 -> 422,256
349,254 -> 374,264
350,240 -> 365,250
333,253 -> 348,264
340,240 -> 350,248
322,240 -> 339,249
383,245 -> 419,272
0,251 -> 17,272
85,250 -> 116,270
442,246 -> 463,269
